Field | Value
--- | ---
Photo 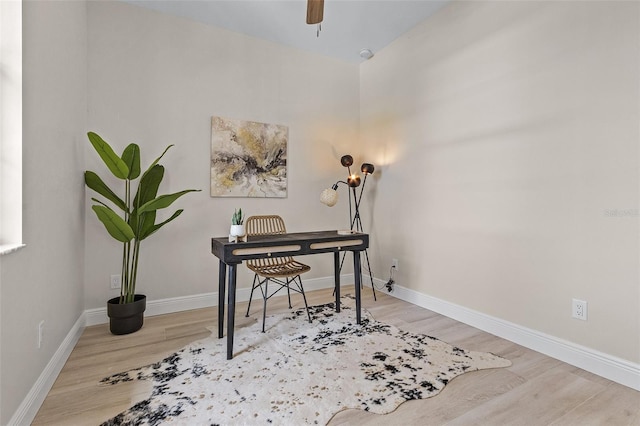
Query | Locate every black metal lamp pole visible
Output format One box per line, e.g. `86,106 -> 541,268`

342,157 -> 376,300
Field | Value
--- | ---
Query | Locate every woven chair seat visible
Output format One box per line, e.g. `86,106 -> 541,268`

247,258 -> 311,278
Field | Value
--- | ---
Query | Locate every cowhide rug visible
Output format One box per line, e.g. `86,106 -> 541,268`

99,297 -> 511,425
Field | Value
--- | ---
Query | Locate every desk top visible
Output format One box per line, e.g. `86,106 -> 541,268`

211,230 -> 369,264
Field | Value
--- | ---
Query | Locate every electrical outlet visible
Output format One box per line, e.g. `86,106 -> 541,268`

572,299 -> 588,321
38,320 -> 44,349
392,258 -> 399,271
110,274 -> 121,289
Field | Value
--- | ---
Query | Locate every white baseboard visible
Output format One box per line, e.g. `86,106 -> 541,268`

8,313 -> 86,426
16,273 -> 639,425
381,279 -> 640,392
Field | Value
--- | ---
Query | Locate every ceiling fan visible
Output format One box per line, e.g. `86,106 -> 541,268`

306,0 -> 324,36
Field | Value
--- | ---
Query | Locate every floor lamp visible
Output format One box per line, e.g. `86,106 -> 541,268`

320,155 -> 377,301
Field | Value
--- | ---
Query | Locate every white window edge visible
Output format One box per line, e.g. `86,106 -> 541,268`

0,243 -> 25,255
0,0 -> 23,249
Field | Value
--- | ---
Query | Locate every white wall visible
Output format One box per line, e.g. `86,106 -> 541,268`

0,1 -> 87,423
84,1 -> 360,309
360,1 -> 639,363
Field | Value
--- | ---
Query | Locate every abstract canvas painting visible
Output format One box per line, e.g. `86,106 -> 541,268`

210,116 -> 287,197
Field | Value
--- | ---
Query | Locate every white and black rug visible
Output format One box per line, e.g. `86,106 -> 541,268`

100,297 -> 511,425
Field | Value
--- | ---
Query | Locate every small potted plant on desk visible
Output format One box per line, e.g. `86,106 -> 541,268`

85,131 -> 200,335
229,208 -> 246,243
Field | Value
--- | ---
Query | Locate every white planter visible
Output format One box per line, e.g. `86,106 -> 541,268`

230,224 -> 245,237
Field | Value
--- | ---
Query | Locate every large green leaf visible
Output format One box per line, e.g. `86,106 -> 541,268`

85,171 -> 127,212
91,205 -> 134,242
88,132 -> 129,179
138,189 -> 200,214
140,209 -> 184,240
134,164 -> 164,208
121,144 -> 141,180
130,165 -> 164,237
128,209 -> 156,239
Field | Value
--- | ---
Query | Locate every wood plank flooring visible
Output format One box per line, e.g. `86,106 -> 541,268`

33,288 -> 639,425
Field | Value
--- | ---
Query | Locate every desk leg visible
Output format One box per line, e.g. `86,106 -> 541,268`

334,251 -> 341,312
226,265 -> 237,360
353,250 -> 362,324
218,260 -> 226,339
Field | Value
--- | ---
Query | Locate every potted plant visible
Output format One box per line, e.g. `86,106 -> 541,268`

229,208 -> 246,242
85,131 -> 200,334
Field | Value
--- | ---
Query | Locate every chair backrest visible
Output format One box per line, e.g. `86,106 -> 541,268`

245,215 -> 287,236
245,215 -> 292,268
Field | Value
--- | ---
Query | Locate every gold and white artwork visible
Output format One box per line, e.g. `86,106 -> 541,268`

210,116 -> 287,198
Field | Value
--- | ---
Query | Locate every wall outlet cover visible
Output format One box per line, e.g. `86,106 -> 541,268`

572,299 -> 588,321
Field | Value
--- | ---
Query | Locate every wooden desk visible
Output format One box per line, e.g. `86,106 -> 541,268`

211,230 -> 369,359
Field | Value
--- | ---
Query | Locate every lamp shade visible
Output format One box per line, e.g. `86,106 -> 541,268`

340,155 -> 353,167
347,174 -> 361,187
320,188 -> 338,207
361,163 -> 375,175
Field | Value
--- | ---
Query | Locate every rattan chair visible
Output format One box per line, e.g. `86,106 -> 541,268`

244,215 -> 312,332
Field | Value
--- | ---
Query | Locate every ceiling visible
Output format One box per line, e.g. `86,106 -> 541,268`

122,0 -> 449,63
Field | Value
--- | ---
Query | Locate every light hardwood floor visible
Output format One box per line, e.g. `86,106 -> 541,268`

33,288 -> 639,425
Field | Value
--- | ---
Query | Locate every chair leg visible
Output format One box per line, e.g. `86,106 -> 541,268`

296,276 -> 312,324
245,274 -> 259,317
261,279 -> 269,333
287,278 -> 292,308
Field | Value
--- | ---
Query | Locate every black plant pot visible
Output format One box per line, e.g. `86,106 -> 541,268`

107,294 -> 147,335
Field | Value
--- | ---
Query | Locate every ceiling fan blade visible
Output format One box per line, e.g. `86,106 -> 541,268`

306,0 -> 324,25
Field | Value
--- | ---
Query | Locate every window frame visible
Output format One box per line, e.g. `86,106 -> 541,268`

0,0 -> 24,255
